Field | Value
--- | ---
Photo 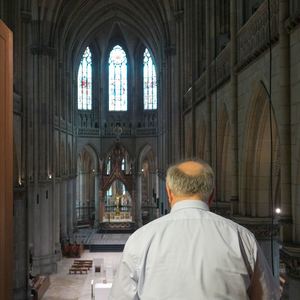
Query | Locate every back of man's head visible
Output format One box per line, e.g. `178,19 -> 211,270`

166,159 -> 214,202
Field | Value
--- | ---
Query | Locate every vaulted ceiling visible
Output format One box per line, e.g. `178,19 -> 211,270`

30,0 -> 177,67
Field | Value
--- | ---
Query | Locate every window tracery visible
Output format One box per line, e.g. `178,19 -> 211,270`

143,48 -> 157,110
78,47 -> 92,110
109,45 -> 128,111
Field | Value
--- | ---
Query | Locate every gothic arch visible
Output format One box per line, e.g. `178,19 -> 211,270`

217,103 -> 233,202
138,144 -> 156,172
241,82 -> 280,217
76,144 -> 99,226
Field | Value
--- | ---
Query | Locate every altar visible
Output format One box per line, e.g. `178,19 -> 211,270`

99,143 -> 136,231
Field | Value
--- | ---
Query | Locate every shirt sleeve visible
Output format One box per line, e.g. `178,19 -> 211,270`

248,241 -> 281,300
109,245 -> 139,300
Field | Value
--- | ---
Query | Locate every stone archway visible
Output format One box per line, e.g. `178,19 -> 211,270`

241,83 -> 280,217
138,144 -> 157,225
76,144 -> 99,227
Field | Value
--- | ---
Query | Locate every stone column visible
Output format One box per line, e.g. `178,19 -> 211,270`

67,179 -> 74,235
94,173 -> 100,228
31,184 -> 57,275
136,173 -> 143,227
60,180 -> 67,239
205,0 -> 212,164
99,190 -> 104,223
29,24 -> 57,275
13,188 -> 28,300
54,180 -> 61,260
277,0 -> 292,239
230,0 -> 239,214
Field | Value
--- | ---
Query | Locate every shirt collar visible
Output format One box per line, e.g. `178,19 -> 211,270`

170,199 -> 209,214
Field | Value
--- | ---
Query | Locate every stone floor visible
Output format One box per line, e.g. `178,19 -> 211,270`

42,251 -> 122,300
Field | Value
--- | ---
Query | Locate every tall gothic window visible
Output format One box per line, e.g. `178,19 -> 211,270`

143,48 -> 157,110
109,45 -> 127,111
78,47 -> 92,110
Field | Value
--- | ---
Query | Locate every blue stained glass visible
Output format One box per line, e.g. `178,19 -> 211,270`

143,48 -> 157,110
109,45 -> 127,111
78,47 -> 92,110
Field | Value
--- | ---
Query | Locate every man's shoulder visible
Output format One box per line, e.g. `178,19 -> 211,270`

126,214 -> 171,244
207,211 -> 256,239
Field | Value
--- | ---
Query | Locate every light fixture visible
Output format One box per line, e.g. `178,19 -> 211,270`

18,178 -> 22,186
275,207 -> 281,214
48,174 -> 52,179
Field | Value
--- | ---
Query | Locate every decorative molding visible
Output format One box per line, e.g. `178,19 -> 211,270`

77,128 -> 100,136
280,245 -> 300,279
209,43 -> 231,91
236,0 -> 279,71
210,201 -> 232,218
231,216 -> 280,240
285,0 -> 300,32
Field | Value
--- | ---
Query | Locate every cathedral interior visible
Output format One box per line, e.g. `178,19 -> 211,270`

1,0 -> 300,299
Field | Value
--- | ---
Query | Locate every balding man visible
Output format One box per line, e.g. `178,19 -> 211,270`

109,160 -> 280,299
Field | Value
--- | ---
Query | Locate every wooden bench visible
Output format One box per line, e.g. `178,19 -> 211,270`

73,263 -> 92,270
31,275 -> 50,299
69,267 -> 88,274
74,259 -> 93,263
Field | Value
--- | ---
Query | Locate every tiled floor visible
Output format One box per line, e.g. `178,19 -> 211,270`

42,251 -> 122,300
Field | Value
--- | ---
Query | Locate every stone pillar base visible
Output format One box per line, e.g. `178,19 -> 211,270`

32,254 -> 57,275
55,243 -> 62,261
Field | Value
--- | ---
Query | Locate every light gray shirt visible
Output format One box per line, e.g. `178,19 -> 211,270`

109,200 -> 280,300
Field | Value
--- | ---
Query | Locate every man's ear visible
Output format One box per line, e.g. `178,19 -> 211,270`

207,189 -> 215,207
166,183 -> 173,205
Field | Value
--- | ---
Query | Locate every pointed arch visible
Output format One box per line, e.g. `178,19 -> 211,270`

143,48 -> 157,110
78,46 -> 92,110
241,82 -> 280,217
76,144 -> 99,226
108,45 -> 128,111
217,103 -> 233,202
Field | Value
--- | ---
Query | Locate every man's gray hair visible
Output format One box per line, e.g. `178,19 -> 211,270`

166,159 -> 214,201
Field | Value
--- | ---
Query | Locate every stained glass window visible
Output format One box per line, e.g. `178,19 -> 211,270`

121,158 -> 125,171
107,157 -> 111,175
109,45 -> 127,111
78,47 -> 92,110
143,48 -> 157,110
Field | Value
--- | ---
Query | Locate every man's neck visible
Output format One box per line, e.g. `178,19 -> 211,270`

170,195 -> 203,208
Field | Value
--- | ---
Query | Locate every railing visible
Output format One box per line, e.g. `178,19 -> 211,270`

76,206 -> 95,224
209,43 -> 231,91
77,111 -> 99,129
237,0 -> 279,70
77,128 -> 100,136
195,72 -> 206,102
183,88 -> 192,111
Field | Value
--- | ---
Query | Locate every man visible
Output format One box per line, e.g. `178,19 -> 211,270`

109,160 -> 280,299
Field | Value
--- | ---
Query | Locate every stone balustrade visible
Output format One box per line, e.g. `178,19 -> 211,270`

237,0 -> 279,70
